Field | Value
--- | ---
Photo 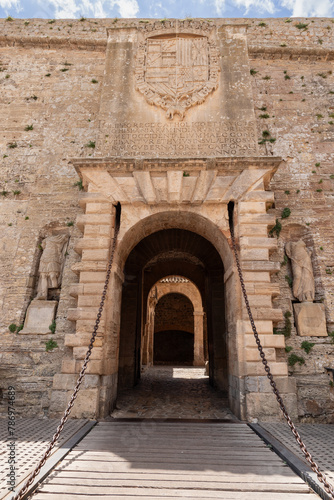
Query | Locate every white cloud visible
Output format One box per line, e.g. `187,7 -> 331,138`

38,0 -> 139,18
214,0 -> 276,15
0,0 -> 21,11
110,0 -> 139,17
213,0 -> 224,15
280,0 -> 334,17
235,0 -> 276,14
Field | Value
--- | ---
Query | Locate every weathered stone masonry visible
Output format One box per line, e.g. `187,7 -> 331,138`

0,17 -> 333,422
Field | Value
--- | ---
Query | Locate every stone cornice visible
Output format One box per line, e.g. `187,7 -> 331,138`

1,33 -> 333,61
71,156 -> 283,174
71,156 -> 282,205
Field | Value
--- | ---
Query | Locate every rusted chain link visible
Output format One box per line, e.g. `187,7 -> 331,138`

229,212 -> 334,499
12,206 -> 121,500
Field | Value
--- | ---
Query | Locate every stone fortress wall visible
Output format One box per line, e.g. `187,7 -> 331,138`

0,17 -> 333,421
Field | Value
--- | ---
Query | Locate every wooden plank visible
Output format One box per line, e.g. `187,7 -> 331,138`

42,478 -> 310,492
51,471 -> 304,483
34,486 -> 320,498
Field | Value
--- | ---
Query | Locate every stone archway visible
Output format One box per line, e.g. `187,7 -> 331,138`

51,157 -> 298,422
143,278 -> 205,367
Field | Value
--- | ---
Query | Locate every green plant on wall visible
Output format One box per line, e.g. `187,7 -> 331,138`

49,321 -> 56,334
269,219 -> 282,238
288,353 -> 305,366
274,311 -> 292,337
301,341 -> 315,354
45,339 -> 58,352
281,207 -> 291,219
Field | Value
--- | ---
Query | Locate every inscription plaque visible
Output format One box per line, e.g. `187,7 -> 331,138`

104,121 -> 258,157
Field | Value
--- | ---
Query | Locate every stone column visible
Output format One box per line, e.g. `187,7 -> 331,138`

193,310 -> 205,366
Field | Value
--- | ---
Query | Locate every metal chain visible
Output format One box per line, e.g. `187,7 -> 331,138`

229,220 -> 334,498
12,215 -> 120,500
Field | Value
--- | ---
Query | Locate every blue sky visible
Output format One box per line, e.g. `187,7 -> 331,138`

1,0 -> 334,20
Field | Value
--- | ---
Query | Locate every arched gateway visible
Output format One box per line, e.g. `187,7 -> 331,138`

52,161 -> 297,421
49,20 -> 298,422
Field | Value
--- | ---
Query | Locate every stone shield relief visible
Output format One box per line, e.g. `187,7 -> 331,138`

135,33 -> 220,120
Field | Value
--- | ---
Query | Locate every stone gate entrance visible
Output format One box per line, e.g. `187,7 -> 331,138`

49,19 -> 298,421
50,157 -> 297,421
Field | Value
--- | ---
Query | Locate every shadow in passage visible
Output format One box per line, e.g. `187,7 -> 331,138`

110,366 -> 235,420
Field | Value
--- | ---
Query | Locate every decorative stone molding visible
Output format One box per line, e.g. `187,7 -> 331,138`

71,157 -> 281,205
135,26 -> 220,120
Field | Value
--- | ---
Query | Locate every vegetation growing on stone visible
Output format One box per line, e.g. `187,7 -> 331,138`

269,219 -> 282,238
288,354 -> 305,366
45,339 -> 58,351
295,23 -> 308,30
301,341 -> 315,354
74,180 -> 84,190
49,321 -> 56,334
281,207 -> 291,219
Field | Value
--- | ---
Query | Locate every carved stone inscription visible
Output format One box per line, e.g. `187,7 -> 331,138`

106,122 -> 258,157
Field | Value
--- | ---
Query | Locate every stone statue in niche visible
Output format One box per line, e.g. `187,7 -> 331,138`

36,234 -> 68,300
285,240 -> 315,302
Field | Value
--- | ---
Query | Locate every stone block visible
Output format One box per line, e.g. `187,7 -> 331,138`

242,320 -> 273,334
74,237 -> 110,254
61,359 -> 77,374
240,236 -> 277,251
293,302 -> 327,337
242,307 -> 283,322
75,359 -> 104,375
246,347 -> 276,362
245,361 -> 288,376
240,248 -> 269,261
239,201 -> 267,214
243,272 -> 271,283
247,294 -> 273,308
69,388 -> 99,419
53,373 -> 77,390
85,202 -> 112,214
65,333 -> 103,347
239,224 -> 270,237
245,334 -> 285,349
79,272 -> 107,283
68,307 -> 105,321
73,346 -> 103,360
77,213 -> 112,230
246,391 -> 298,421
20,300 -> 57,335
82,249 -> 109,261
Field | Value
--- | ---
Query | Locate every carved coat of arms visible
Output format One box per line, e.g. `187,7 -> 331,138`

135,29 -> 219,120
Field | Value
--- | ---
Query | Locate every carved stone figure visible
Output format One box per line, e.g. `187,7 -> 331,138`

285,240 -> 315,302
36,234 -> 68,300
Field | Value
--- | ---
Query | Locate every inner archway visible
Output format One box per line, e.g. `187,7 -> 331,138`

153,293 -> 194,366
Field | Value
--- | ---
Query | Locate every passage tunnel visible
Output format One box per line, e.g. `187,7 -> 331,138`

117,228 -> 228,396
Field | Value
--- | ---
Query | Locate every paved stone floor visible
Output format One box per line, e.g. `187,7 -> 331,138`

110,366 -> 238,420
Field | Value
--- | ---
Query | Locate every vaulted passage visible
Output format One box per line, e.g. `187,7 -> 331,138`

154,293 -> 195,365
117,228 -> 228,411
